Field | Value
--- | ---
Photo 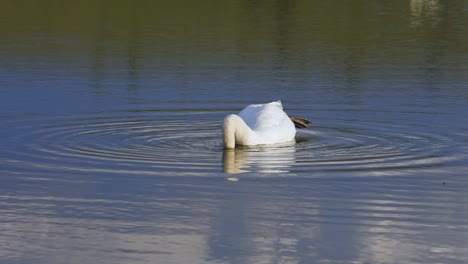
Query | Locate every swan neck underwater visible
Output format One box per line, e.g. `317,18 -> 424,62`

223,114 -> 253,149
223,101 -> 310,149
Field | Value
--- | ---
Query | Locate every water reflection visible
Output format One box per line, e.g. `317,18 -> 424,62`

223,144 -> 296,174
410,0 -> 440,27
1,172 -> 468,263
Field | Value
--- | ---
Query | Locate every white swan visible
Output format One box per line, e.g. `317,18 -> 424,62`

223,101 -> 309,149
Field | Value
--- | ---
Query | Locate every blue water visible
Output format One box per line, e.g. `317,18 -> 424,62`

1,1 -> 468,263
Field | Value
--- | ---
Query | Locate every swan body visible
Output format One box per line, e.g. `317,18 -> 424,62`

223,101 -> 297,148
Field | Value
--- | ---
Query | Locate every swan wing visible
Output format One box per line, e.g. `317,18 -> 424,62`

238,101 -> 290,131
232,101 -> 296,145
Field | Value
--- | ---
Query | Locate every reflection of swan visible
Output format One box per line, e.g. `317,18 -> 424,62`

223,144 -> 296,174
223,101 -> 309,149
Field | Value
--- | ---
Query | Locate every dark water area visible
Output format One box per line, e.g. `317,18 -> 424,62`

1,1 -> 468,263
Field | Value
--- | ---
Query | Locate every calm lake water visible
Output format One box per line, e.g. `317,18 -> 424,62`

1,1 -> 468,263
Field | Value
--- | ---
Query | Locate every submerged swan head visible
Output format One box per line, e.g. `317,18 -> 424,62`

223,114 -> 253,149
223,101 -> 309,149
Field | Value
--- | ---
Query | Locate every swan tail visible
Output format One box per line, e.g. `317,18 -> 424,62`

290,116 -> 311,128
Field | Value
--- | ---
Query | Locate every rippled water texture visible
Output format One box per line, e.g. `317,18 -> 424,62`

1,1 -> 468,263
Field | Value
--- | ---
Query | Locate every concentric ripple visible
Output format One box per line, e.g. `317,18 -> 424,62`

293,120 -> 461,174
0,110 -> 464,178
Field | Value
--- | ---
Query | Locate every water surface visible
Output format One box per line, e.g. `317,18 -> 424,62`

1,1 -> 468,263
